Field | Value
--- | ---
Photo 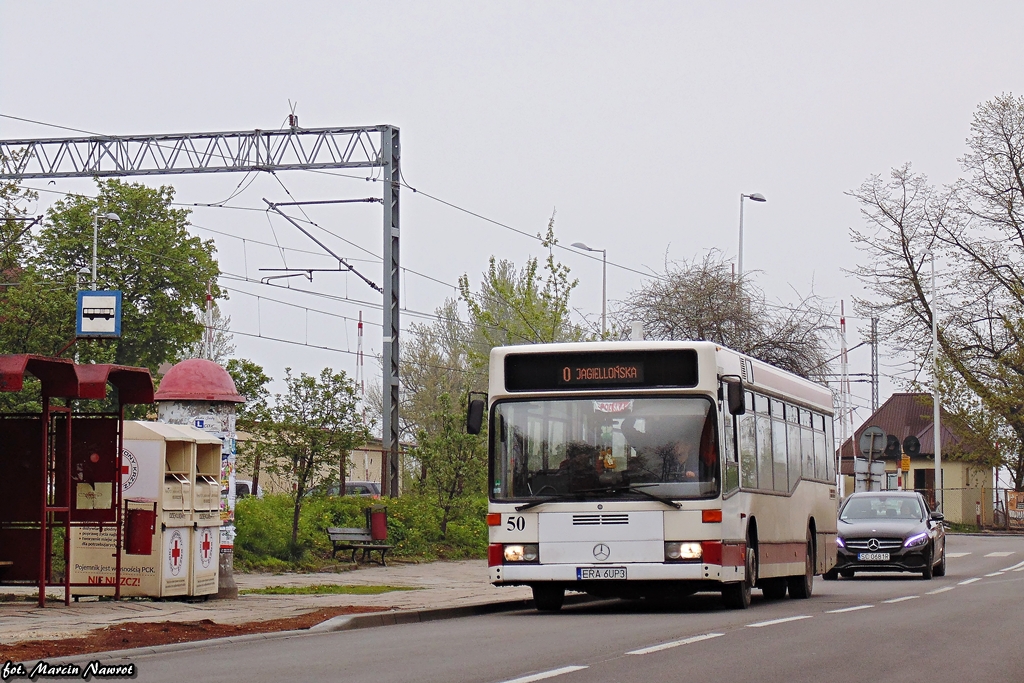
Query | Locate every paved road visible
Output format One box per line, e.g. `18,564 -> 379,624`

119,535 -> 1024,683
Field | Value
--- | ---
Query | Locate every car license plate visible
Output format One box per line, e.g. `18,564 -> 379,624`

577,566 -> 626,580
857,552 -> 890,561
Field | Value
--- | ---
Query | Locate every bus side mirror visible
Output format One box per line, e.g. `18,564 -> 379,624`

725,378 -> 745,416
466,394 -> 486,435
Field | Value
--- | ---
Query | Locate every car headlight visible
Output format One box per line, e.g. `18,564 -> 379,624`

665,542 -> 702,561
503,544 -> 539,562
903,532 -> 928,548
836,536 -> 845,548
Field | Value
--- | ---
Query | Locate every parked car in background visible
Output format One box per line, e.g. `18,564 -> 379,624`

827,491 -> 946,580
233,479 -> 262,499
312,481 -> 382,498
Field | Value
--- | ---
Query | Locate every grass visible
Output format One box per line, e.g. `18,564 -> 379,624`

239,584 -> 420,596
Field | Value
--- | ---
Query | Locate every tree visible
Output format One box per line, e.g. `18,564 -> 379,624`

458,214 -> 584,372
34,179 -> 221,372
411,393 -> 486,537
226,358 -> 272,497
616,250 -> 834,381
252,367 -> 369,553
849,93 -> 1024,491
185,303 -> 235,363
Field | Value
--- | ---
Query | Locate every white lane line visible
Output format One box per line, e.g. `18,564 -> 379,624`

627,633 -> 725,655
746,616 -> 813,628
985,572 -> 1005,577
927,586 -> 955,594
883,596 -> 920,604
947,552 -> 971,558
984,552 -> 1015,557
826,604 -> 875,614
1015,567 -> 1024,572
499,666 -> 588,683
1003,560 -> 1024,571
959,578 -> 982,585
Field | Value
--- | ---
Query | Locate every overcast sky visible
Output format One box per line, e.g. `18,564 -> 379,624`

3,1 -> 1022,430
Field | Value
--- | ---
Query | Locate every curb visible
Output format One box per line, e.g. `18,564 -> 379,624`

23,595 -> 598,668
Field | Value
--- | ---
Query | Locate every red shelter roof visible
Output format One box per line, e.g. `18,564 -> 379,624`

0,354 -> 154,404
154,358 -> 244,403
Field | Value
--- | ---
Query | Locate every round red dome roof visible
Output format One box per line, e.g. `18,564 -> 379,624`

154,358 -> 244,403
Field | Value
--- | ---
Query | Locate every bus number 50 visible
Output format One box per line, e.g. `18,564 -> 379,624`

506,516 -> 525,531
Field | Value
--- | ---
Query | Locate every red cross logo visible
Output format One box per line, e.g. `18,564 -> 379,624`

171,539 -> 181,565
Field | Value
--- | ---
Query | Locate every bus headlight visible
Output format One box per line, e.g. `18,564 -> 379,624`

504,544 -> 539,563
665,542 -> 702,561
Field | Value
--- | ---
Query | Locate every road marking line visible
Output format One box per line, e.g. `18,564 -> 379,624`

1015,567 -> 1024,572
927,586 -> 955,594
958,578 -> 981,585
883,596 -> 920,604
826,605 -> 874,614
1003,560 -> 1024,571
500,666 -> 588,683
985,572 -> 1004,577
746,616 -> 813,628
627,633 -> 725,655
946,552 -> 971,558
984,552 -> 1015,557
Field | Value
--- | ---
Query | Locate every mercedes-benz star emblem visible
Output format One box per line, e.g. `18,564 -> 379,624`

867,538 -> 880,551
593,543 -> 611,561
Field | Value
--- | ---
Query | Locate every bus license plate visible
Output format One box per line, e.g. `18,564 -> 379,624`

857,552 -> 890,561
577,567 -> 626,580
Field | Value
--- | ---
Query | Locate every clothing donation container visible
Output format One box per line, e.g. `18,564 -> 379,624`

69,421 -> 219,598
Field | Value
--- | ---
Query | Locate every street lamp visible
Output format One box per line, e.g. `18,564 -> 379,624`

571,241 -> 607,337
92,211 -> 121,290
738,193 -> 766,278
921,247 -> 942,512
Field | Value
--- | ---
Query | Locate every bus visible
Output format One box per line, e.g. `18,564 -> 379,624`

467,341 -> 838,610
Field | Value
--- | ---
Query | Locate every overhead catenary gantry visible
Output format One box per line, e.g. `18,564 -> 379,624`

0,124 -> 403,497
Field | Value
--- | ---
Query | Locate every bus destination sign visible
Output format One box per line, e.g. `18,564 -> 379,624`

504,350 -> 698,392
560,362 -> 643,385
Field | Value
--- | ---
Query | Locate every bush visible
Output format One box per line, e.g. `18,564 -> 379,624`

233,492 -> 489,571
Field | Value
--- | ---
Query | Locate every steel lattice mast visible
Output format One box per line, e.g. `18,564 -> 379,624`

0,124 -> 403,497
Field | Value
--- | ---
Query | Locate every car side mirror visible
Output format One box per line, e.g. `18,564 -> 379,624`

929,511 -> 944,522
466,393 -> 486,435
723,377 -> 745,416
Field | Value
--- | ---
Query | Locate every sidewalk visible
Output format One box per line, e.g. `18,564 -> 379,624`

0,560 -> 531,645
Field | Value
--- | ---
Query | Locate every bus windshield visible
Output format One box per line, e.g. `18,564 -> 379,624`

490,396 -> 719,501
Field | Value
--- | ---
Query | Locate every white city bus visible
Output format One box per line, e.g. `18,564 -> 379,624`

469,341 -> 838,610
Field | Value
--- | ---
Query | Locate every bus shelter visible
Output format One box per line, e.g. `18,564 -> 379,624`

0,355 -> 153,607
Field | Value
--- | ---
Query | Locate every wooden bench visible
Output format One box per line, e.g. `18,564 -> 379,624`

327,527 -> 393,566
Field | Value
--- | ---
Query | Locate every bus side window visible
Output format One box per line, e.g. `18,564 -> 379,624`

738,412 -> 757,489
755,405 -> 774,490
812,417 -> 827,480
787,420 -> 801,491
772,414 -> 788,493
825,417 -> 836,480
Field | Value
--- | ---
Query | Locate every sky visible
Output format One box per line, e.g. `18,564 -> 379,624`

3,1 -> 1023,432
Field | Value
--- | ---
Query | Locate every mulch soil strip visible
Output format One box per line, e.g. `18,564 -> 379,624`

1,605 -> 389,662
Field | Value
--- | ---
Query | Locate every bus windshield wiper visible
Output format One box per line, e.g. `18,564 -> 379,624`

576,484 -> 682,510
515,485 -> 682,511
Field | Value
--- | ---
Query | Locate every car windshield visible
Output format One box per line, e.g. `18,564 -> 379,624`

840,496 -> 924,521
490,396 -> 719,501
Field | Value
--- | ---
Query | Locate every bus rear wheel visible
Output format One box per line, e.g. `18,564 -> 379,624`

532,584 -> 565,612
788,531 -> 814,599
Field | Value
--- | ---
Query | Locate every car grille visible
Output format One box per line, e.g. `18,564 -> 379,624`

845,538 -> 904,552
572,513 -> 629,526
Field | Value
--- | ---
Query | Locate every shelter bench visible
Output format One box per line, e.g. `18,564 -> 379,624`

327,527 -> 393,566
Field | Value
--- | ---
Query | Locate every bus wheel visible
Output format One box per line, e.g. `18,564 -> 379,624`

788,531 -> 814,599
760,578 -> 787,600
722,539 -> 755,609
532,584 -> 565,612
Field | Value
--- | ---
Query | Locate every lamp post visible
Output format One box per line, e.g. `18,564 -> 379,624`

738,193 -> 766,278
92,211 -> 121,290
571,242 -> 607,337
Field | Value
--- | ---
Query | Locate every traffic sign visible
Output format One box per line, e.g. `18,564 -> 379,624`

901,454 -> 911,472
859,425 -> 886,458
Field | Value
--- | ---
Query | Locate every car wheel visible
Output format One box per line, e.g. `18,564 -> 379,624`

921,548 -> 934,580
532,584 -> 564,612
934,545 -> 946,577
788,532 -> 814,599
722,534 -> 756,610
823,568 -> 839,581
840,569 -> 855,579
